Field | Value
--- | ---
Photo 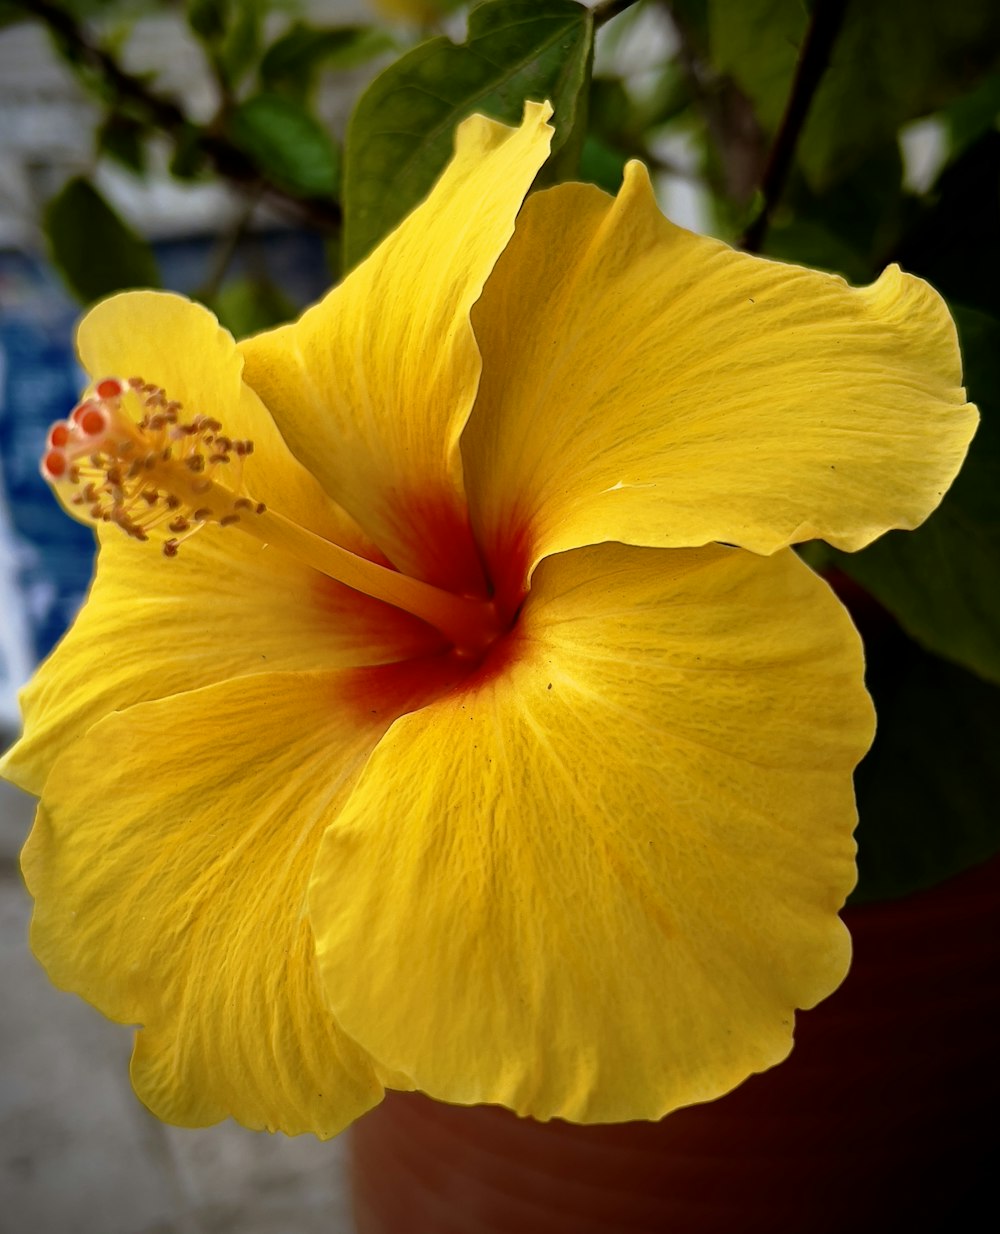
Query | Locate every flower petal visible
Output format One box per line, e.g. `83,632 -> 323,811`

239,103 -> 554,592
76,291 -> 358,538
309,544 -> 871,1123
464,165 -> 977,582
20,668 -> 433,1136
5,289 -> 445,796
0,526 -> 442,796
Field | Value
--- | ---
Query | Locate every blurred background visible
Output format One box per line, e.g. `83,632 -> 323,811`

1,0 -> 998,1230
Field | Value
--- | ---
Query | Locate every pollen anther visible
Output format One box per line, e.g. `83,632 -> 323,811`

41,376 -> 261,554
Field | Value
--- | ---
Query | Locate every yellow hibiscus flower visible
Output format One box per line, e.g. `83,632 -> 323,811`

1,102 -> 976,1137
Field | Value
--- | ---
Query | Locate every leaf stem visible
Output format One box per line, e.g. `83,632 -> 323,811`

739,0 -> 850,253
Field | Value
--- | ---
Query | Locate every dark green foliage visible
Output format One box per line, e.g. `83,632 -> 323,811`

342,0 -> 593,269
710,0 -> 1000,185
96,113 -> 148,174
43,177 -> 160,304
259,23 -> 395,100
228,94 -> 340,197
210,277 -> 298,339
833,308 -> 1000,685
186,0 -> 229,43
851,624 -> 1000,902
829,129 -> 1000,685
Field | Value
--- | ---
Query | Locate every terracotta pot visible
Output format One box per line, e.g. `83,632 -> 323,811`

350,857 -> 999,1233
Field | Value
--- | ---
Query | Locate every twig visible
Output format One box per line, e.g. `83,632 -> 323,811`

739,0 -> 850,252
593,0 -> 644,30
661,0 -> 766,206
15,0 -> 341,232
197,188 -> 262,303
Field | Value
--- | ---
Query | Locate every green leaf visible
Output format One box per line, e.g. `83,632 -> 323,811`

342,0 -> 593,270
228,94 -> 340,197
762,144 -> 905,283
805,1 -> 1000,187
0,1 -> 30,28
587,76 -> 632,141
579,133 -> 628,194
850,625 -> 1000,903
708,0 -> 1000,186
260,23 -> 396,99
709,0 -> 800,132
43,177 -> 160,304
762,219 -> 872,284
831,306 -> 1000,684
187,0 -> 229,43
96,113 -> 148,175
219,1 -> 263,91
943,72 -> 1000,160
169,122 -> 209,180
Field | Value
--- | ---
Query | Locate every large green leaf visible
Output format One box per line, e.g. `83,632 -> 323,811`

43,177 -> 160,304
342,0 -> 592,270
850,623 -> 1000,903
228,94 -> 340,198
708,0 -> 1000,186
831,307 -> 1000,684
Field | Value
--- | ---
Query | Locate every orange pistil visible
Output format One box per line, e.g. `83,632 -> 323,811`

42,376 -> 260,550
42,376 -> 504,657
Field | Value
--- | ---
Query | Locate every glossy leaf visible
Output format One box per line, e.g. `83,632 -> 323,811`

228,94 -> 340,198
43,177 -> 160,304
342,0 -> 592,270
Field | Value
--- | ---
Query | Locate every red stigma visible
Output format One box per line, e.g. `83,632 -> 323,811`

43,450 -> 67,478
79,407 -> 108,436
96,378 -> 122,400
48,422 -> 70,448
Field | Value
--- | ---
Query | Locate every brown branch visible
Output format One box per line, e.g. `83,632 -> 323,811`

739,0 -> 850,253
16,0 -> 341,232
593,0 -> 645,30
